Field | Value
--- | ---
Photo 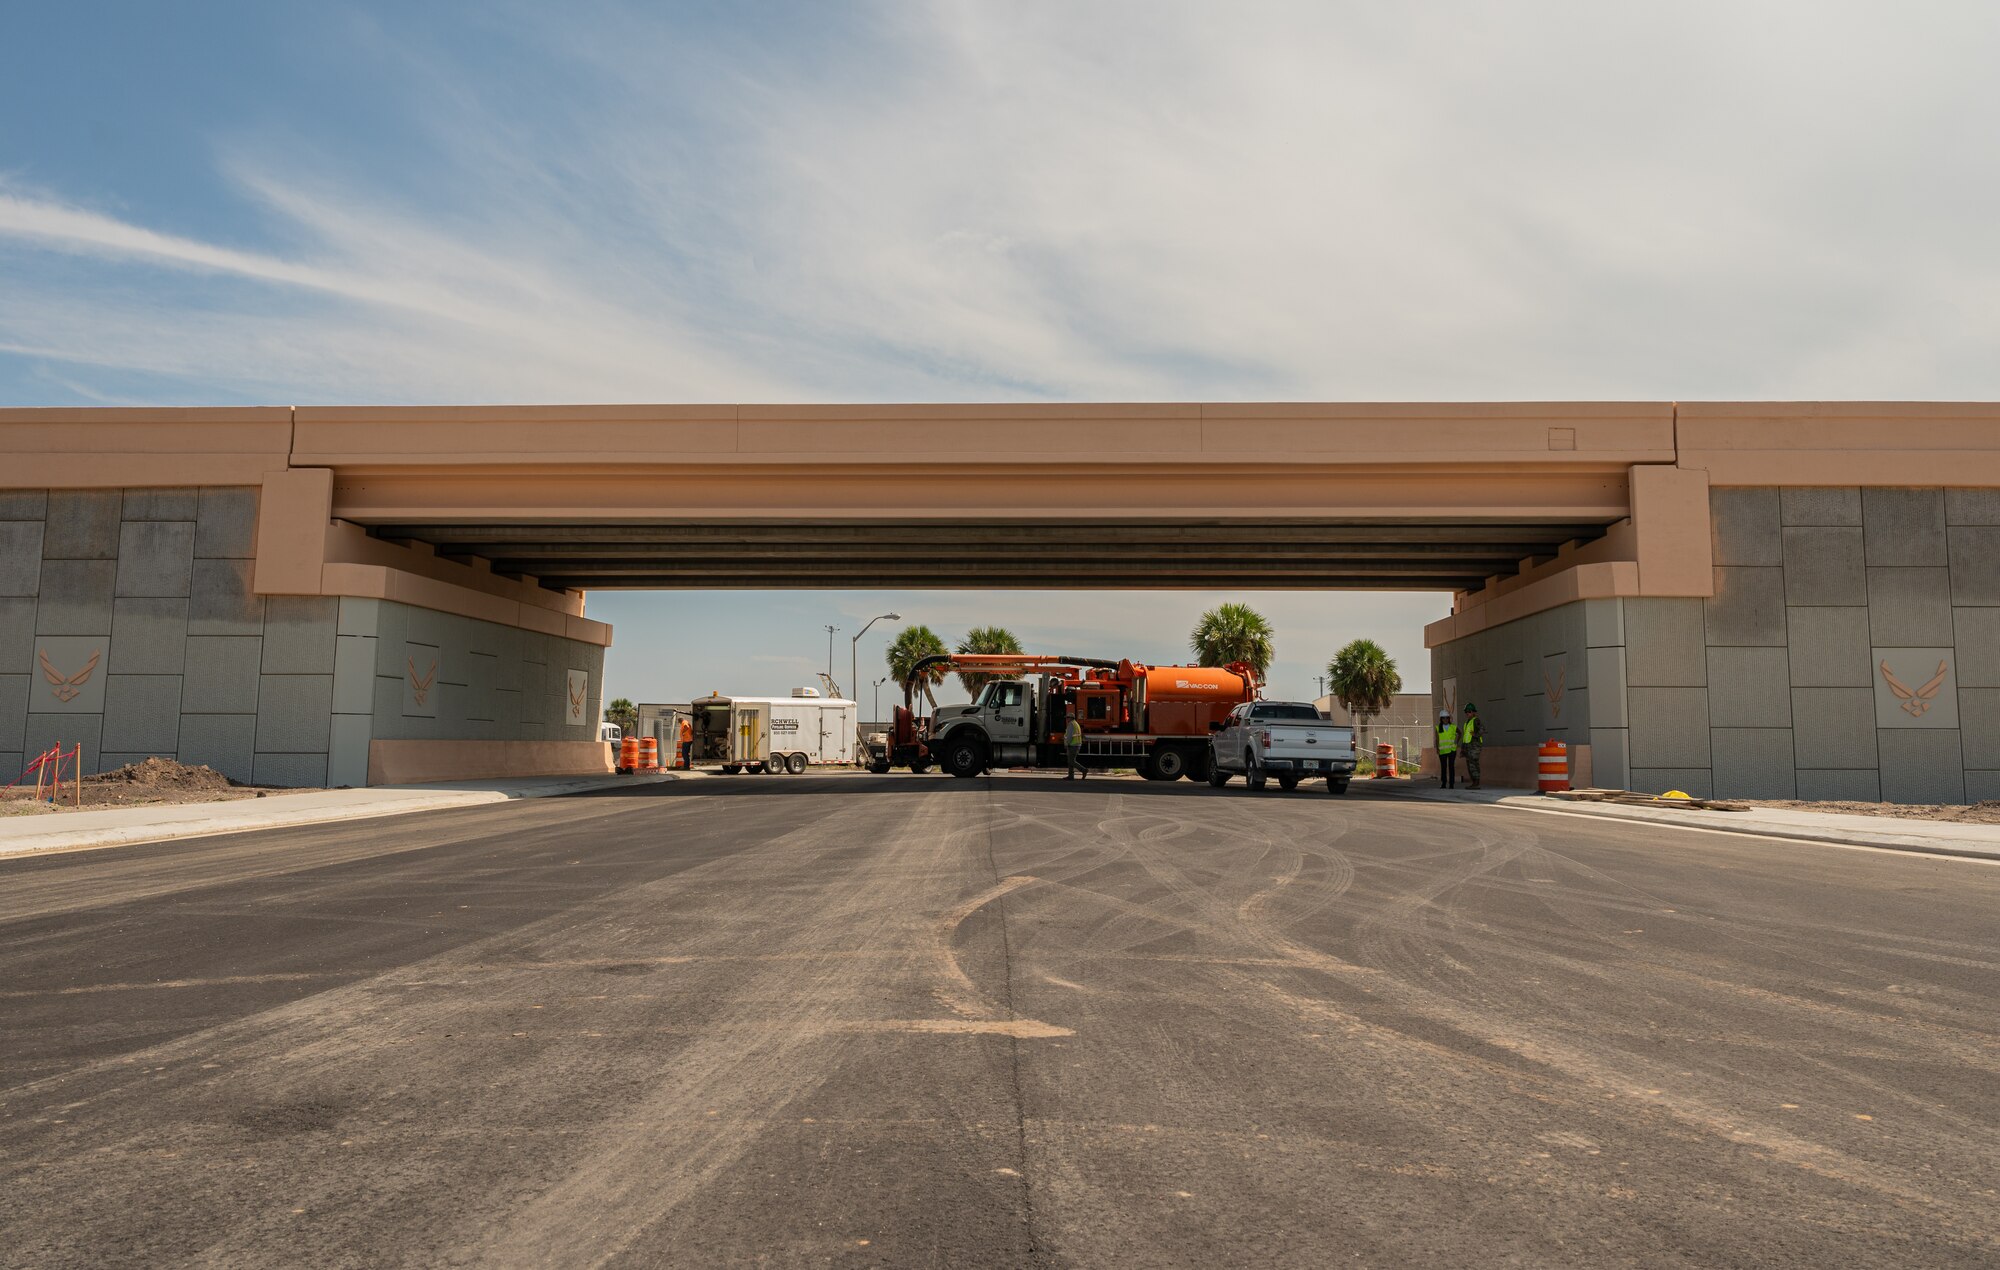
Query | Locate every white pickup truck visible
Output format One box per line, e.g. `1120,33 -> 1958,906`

1206,701 -> 1357,794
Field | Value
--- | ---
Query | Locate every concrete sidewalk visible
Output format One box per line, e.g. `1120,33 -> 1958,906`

1357,780 -> 2000,861
0,772 -> 678,859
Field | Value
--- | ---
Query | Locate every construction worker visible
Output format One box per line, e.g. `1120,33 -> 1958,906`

677,715 -> 693,769
1063,715 -> 1087,780
1435,709 -> 1458,789
1460,702 -> 1484,790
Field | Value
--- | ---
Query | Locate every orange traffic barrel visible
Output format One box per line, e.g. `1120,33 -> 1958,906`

637,736 -> 659,771
1375,741 -> 1396,778
618,736 -> 639,773
1538,740 -> 1569,793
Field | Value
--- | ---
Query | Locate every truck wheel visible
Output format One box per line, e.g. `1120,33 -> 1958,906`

941,737 -> 987,779
787,753 -> 807,775
1245,754 -> 1267,789
1327,777 -> 1349,795
910,759 -> 932,774
1207,762 -> 1230,788
869,761 -> 890,775
721,765 -> 741,775
1150,748 -> 1189,781
1278,775 -> 1299,792
1189,751 -> 1212,784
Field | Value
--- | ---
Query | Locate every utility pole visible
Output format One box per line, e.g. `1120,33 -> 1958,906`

824,625 -> 838,695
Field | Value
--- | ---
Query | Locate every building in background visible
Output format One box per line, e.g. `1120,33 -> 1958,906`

1315,693 -> 1433,763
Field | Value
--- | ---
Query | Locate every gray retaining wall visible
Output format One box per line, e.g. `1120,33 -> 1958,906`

1431,486 -> 2000,803
3,487 -> 605,787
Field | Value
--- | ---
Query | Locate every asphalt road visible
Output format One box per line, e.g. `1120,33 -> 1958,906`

3,775 -> 1997,1268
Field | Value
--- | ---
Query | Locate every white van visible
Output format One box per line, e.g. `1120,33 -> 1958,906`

598,722 -> 622,744
689,689 -> 857,774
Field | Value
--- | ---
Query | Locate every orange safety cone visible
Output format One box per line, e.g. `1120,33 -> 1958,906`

1374,741 -> 1397,778
618,735 -> 639,774
637,736 -> 659,772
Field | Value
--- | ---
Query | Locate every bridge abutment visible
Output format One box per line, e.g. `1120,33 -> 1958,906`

1427,484 -> 2000,801
3,483 -> 611,788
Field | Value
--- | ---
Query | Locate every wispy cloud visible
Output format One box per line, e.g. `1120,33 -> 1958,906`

3,2 -> 1997,406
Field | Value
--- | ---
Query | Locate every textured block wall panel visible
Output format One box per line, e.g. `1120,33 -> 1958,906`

1710,488 -> 1782,565
1710,728 -> 1797,800
1624,599 -> 1707,687
1790,689 -> 1879,769
123,488 -> 197,520
42,491 -> 121,559
254,675 -> 334,753
0,523 -> 43,594
101,675 -> 183,752
113,521 -> 195,599
1706,647 -> 1791,728
1866,568 -> 1954,645
1626,687 -> 1711,768
332,635 -> 377,714
1862,489 -> 1947,566
1945,489 -> 2000,524
1705,568 -> 1787,647
1959,690 -> 2000,769
1781,487 -> 1861,526
1878,731 -> 1965,805
1786,607 -> 1871,687
1947,527 -> 2000,605
0,675 -> 26,750
254,751 -> 328,787
1959,610 -> 2000,687
194,488 -> 259,559
178,714 -> 256,783
183,636 -> 262,714
1781,527 -> 1866,606
108,598 -> 188,674
0,491 -> 49,519
188,559 -> 264,635
261,596 -> 339,674
34,560 -> 115,635
0,598 -> 35,666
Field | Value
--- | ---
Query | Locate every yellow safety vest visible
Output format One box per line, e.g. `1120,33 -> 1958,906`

1435,723 -> 1457,755
1064,720 -> 1082,746
1460,716 -> 1482,746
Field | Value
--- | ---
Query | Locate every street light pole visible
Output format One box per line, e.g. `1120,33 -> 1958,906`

873,675 -> 888,722
850,612 -> 902,712
824,625 -> 838,694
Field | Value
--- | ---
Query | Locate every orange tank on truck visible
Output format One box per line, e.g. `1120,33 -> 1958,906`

1133,665 -> 1254,736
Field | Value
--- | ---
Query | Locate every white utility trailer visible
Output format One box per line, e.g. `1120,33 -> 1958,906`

688,688 -> 857,775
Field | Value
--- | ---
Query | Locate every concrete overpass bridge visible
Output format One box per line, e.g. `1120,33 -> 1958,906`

3,402 -> 1997,799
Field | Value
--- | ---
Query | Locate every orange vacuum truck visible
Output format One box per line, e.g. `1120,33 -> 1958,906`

862,653 -> 1260,781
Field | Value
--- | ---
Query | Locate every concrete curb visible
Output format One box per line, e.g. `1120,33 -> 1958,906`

0,773 -> 678,860
1491,796 -> 2000,862
1353,781 -> 2000,862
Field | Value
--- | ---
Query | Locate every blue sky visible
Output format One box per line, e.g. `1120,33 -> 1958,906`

6,3 -> 1998,706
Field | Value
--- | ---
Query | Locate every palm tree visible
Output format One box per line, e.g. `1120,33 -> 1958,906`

1327,639 -> 1402,763
886,624 -> 950,710
602,697 -> 638,734
955,625 -> 1025,694
1189,602 -> 1275,679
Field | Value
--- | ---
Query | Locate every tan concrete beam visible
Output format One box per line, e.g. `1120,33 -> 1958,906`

0,406 -> 292,487
1678,402 -> 2000,486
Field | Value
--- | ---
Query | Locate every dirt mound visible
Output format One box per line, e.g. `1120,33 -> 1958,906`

84,757 -> 239,792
